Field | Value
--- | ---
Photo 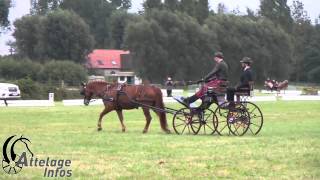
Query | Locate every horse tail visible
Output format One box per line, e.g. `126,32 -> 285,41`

153,87 -> 170,133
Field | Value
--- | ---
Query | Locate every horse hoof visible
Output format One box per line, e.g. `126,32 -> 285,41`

165,129 -> 171,134
142,130 -> 148,134
122,129 -> 126,132
97,127 -> 102,131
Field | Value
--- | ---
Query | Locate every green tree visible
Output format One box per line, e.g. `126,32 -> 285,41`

39,10 -> 94,62
6,40 -> 15,55
194,0 -> 209,24
217,3 -> 227,14
291,0 -> 310,23
125,9 -> 215,82
143,0 -> 162,11
30,0 -> 60,15
164,0 -> 179,11
304,25 -> 320,83
13,15 -> 42,59
0,0 -> 11,31
205,14 -> 292,84
260,0 -> 293,32
110,0 -> 131,10
110,10 -> 136,49
290,0 -> 313,82
60,0 -> 114,48
14,10 -> 94,62
180,0 -> 194,15
246,8 -> 258,21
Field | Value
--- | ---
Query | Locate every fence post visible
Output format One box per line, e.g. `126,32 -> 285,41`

49,93 -> 54,102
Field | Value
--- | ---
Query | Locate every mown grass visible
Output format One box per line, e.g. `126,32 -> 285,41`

0,101 -> 319,179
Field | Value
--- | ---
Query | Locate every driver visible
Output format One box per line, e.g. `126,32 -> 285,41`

181,51 -> 229,107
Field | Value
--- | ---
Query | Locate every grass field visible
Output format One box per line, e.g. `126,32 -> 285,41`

0,101 -> 320,179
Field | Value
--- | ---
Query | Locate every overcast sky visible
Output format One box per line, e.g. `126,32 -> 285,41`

0,0 -> 319,55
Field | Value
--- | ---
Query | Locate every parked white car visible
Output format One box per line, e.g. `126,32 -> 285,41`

0,83 -> 21,100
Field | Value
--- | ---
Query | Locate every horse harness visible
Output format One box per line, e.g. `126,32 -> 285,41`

101,84 -> 148,110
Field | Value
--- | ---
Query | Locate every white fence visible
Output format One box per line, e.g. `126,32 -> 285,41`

0,90 -> 319,107
161,89 -> 184,96
0,93 -> 55,107
0,100 -> 54,107
282,95 -> 320,101
63,99 -> 103,106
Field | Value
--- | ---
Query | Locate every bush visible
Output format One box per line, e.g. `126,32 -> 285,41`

301,87 -> 318,95
0,57 -> 88,86
0,58 -> 41,80
53,88 -> 83,101
16,78 -> 43,99
39,60 -> 87,86
15,77 -> 83,100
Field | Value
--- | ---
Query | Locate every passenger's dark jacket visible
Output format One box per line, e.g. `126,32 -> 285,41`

237,67 -> 253,89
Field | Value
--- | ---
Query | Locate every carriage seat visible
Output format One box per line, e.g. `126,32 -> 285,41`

235,81 -> 254,97
206,81 -> 229,96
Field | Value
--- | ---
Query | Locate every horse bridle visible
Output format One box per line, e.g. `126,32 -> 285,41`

82,84 -> 113,105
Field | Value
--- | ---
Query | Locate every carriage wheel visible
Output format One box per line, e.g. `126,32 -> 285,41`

191,109 -> 216,135
173,108 -> 198,135
241,101 -> 263,135
2,155 -> 23,174
227,103 -> 250,136
213,102 -> 231,136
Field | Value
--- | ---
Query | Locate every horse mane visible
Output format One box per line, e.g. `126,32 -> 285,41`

87,80 -> 108,86
87,80 -> 109,87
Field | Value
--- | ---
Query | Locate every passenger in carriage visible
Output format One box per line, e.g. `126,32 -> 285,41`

181,51 -> 229,107
226,57 -> 254,103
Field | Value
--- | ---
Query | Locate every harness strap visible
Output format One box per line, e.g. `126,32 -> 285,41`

113,84 -> 125,110
135,85 -> 145,101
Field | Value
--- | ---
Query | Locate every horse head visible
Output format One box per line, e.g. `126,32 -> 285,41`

80,82 -> 92,106
80,81 -> 110,105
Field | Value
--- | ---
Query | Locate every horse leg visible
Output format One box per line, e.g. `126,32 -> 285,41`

116,110 -> 126,132
97,105 -> 113,131
142,107 -> 152,133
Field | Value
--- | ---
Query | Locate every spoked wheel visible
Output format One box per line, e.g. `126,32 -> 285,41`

241,101 -> 263,135
191,109 -> 216,135
213,102 -> 231,136
2,155 -> 23,174
173,108 -> 198,135
227,103 -> 250,136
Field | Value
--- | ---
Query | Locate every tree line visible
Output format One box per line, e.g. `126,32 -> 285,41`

0,0 -> 319,85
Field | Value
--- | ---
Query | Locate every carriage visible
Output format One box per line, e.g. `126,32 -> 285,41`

81,80 -> 263,136
172,81 -> 263,136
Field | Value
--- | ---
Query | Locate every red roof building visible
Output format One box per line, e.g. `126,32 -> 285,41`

86,49 -> 130,69
86,49 -> 141,84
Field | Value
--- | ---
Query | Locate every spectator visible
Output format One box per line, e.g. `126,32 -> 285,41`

165,77 -> 174,97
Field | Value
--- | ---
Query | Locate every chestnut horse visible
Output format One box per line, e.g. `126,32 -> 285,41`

277,80 -> 289,92
80,81 -> 170,134
264,80 -> 289,92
